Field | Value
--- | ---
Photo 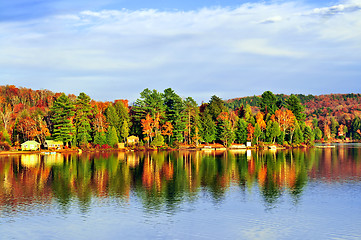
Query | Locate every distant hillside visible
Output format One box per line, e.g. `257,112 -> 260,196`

226,93 -> 361,121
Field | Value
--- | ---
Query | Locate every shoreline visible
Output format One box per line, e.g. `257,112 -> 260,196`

1,141 -> 357,156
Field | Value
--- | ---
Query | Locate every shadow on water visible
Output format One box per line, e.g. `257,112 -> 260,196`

1,146 -> 361,215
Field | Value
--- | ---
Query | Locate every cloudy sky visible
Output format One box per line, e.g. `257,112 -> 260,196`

1,0 -> 361,103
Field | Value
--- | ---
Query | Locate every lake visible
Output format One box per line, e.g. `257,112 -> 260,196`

1,144 -> 361,239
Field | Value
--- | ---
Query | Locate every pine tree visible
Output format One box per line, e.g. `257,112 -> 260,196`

314,127 -> 322,140
235,119 -> 247,144
74,92 -> 92,146
293,125 -> 304,144
94,131 -> 107,146
200,113 -> 216,143
51,93 -> 75,146
120,120 -> 129,143
254,123 -> 262,144
304,126 -> 315,145
219,120 -> 235,147
151,132 -> 165,147
286,95 -> 305,121
106,126 -> 119,147
114,100 -> 131,140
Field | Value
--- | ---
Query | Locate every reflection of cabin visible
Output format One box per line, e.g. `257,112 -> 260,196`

44,140 -> 64,150
127,136 -> 139,146
21,141 -> 40,151
21,154 -> 40,167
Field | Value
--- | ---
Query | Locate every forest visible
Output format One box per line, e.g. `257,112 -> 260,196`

1,85 -> 361,150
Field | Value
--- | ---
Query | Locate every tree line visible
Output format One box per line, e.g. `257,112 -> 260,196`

1,85 -> 361,150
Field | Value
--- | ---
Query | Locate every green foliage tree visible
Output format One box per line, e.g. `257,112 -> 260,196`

132,88 -> 166,137
235,119 -> 248,144
286,95 -> 305,121
74,92 -> 92,146
293,125 -> 304,145
219,120 -> 235,147
163,88 -> 186,143
303,126 -> 315,145
351,117 -> 361,140
114,100 -> 131,140
107,126 -> 119,147
200,113 -> 216,143
244,105 -> 253,123
266,121 -> 281,144
207,95 -> 228,121
254,123 -> 262,144
277,131 -> 285,145
105,105 -> 120,132
151,132 -> 165,147
51,93 -> 75,146
94,131 -> 107,146
314,127 -> 323,140
260,91 -> 278,115
330,117 -> 339,137
120,120 -> 129,143
184,97 -> 200,144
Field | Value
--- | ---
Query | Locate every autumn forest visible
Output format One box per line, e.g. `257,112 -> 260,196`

1,85 -> 361,151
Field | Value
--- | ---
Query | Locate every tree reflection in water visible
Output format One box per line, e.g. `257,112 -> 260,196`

1,147 -> 361,213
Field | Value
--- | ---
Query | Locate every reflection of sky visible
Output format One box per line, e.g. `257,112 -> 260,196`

1,0 -> 361,102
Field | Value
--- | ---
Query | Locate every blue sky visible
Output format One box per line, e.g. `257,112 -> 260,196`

1,0 -> 361,103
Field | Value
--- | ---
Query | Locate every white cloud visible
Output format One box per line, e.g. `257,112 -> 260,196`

0,0 -> 361,102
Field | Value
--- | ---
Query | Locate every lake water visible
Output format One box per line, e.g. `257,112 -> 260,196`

1,144 -> 361,239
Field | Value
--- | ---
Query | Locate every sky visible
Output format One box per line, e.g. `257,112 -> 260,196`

1,0 -> 361,103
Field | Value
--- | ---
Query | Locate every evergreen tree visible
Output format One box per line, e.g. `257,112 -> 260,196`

120,120 -> 129,143
51,93 -> 75,146
162,88 -> 187,144
254,123 -> 262,144
219,120 -> 235,147
207,95 -> 228,121
351,117 -> 361,140
132,88 -> 166,138
330,117 -> 339,137
260,91 -> 278,115
94,131 -> 107,146
244,105 -> 253,123
151,132 -> 165,147
266,121 -> 281,144
286,95 -> 305,121
304,126 -> 315,145
293,125 -> 304,144
105,105 -> 120,133
74,92 -> 92,146
277,131 -> 285,145
200,113 -> 216,143
114,100 -> 131,140
236,119 -> 248,144
314,127 -> 323,140
184,97 -> 199,144
107,126 -> 119,147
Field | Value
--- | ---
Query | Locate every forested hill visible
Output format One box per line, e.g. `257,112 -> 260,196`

226,93 -> 361,120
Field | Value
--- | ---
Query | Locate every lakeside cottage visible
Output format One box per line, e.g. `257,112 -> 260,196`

44,140 -> 64,150
127,136 -> 139,146
21,141 -> 40,151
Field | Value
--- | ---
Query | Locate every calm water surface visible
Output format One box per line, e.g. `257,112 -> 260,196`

1,144 -> 361,239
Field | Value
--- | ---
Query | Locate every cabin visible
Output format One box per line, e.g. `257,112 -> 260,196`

117,143 -> 125,149
127,136 -> 139,146
21,141 -> 40,151
44,140 -> 64,150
